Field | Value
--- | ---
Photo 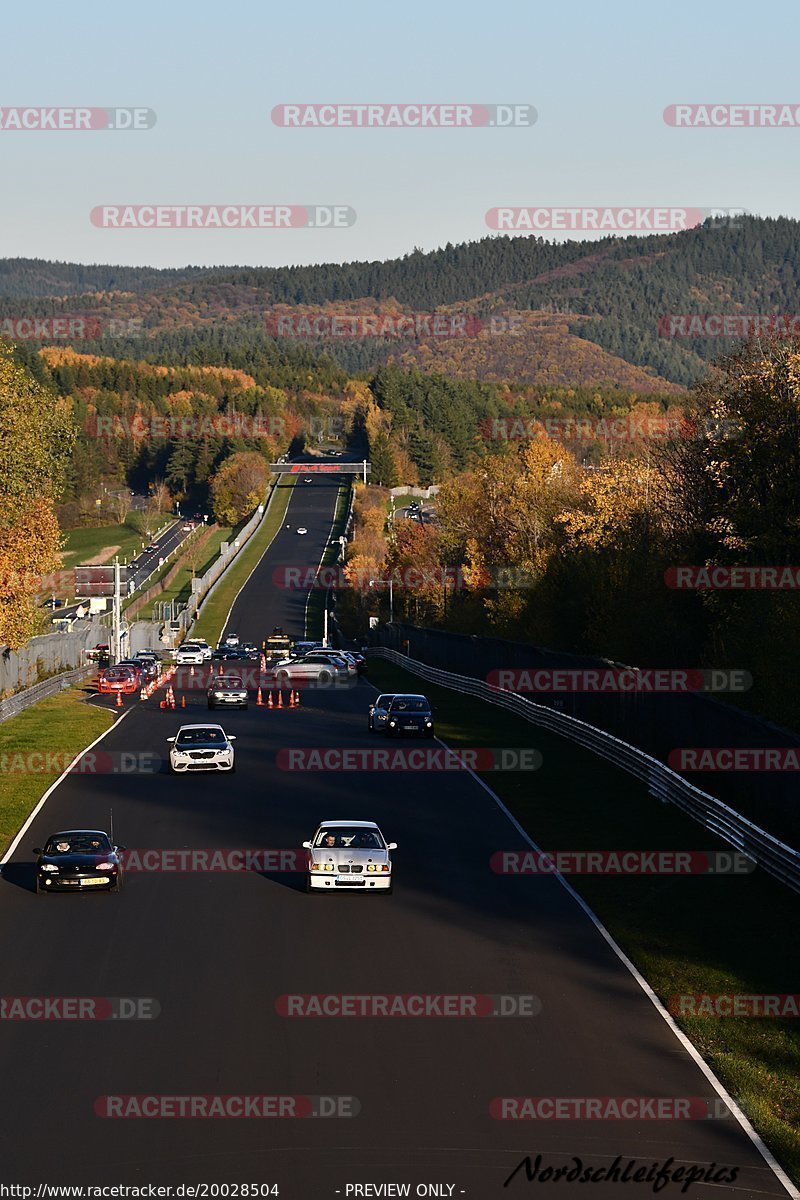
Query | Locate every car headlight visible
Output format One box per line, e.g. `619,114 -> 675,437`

96,862 -> 114,871
366,863 -> 377,873
310,862 -> 321,871
323,863 -> 334,872
381,864 -> 391,872
425,719 -> 433,727
40,864 -> 59,873
389,720 -> 396,727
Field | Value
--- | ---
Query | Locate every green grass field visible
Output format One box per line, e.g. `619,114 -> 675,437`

0,688 -> 114,858
60,517 -> 173,572
367,656 -> 800,1184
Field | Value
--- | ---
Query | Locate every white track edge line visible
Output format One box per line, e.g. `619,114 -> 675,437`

364,677 -> 798,1198
1,707 -> 134,867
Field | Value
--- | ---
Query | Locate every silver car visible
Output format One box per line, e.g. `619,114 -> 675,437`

273,652 -> 350,687
303,820 -> 396,893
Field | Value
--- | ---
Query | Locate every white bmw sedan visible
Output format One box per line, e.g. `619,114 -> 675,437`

303,820 -> 396,893
167,724 -> 236,772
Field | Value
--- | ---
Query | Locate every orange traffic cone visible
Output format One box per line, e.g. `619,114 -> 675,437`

293,689 -> 300,706
166,685 -> 175,710
267,690 -> 274,708
256,687 -> 264,706
189,665 -> 195,677
288,689 -> 296,708
181,695 -> 186,709
218,664 -> 223,675
277,689 -> 283,708
140,687 -> 147,701
116,690 -> 123,708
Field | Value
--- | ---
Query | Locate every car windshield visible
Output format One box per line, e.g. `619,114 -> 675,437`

44,834 -> 111,855
106,669 -> 132,679
390,698 -> 429,713
215,677 -> 243,688
176,728 -> 226,745
376,695 -> 395,707
314,828 -> 384,849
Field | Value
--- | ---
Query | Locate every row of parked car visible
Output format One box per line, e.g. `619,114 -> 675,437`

97,649 -> 165,695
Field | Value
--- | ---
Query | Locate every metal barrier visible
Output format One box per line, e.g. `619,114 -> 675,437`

369,647 -> 800,896
0,666 -> 95,725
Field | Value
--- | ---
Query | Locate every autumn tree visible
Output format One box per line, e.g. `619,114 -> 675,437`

0,344 -> 76,647
210,451 -> 269,525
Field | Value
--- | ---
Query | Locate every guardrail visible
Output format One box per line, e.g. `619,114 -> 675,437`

0,666 -> 95,725
369,647 -> 800,896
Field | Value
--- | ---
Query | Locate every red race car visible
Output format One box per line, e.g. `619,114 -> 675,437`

97,666 -> 138,695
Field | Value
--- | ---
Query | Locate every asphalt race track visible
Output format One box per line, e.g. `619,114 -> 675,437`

0,469 -> 793,1198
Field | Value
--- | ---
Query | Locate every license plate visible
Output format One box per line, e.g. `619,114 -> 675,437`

80,877 -> 108,886
403,724 -> 416,730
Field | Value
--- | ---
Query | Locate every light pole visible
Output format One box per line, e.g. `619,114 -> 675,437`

368,578 -> 393,623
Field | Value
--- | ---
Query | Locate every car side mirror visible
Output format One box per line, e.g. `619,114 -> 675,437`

116,845 -> 127,853
32,847 -> 42,855
387,842 -> 398,850
301,840 -> 312,849
228,735 -> 237,741
166,736 -> 175,743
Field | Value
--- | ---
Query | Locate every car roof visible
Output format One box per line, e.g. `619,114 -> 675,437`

177,723 -> 225,732
390,694 -> 429,702
317,820 -> 380,829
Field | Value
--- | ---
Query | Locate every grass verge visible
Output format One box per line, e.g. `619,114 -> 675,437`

192,481 -> 295,646
0,688 -> 114,858
368,656 -> 800,1185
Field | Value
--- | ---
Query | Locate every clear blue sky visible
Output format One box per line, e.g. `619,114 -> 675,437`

2,0 -> 798,268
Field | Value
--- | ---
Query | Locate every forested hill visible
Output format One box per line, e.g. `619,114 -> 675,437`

2,216 -> 799,386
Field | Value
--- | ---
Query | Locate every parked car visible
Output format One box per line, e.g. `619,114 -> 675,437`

303,820 -> 396,893
167,724 -> 236,773
33,829 -> 125,893
385,694 -> 434,738
97,666 -> 138,695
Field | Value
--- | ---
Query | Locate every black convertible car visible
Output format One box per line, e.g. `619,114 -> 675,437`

33,830 -> 125,893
